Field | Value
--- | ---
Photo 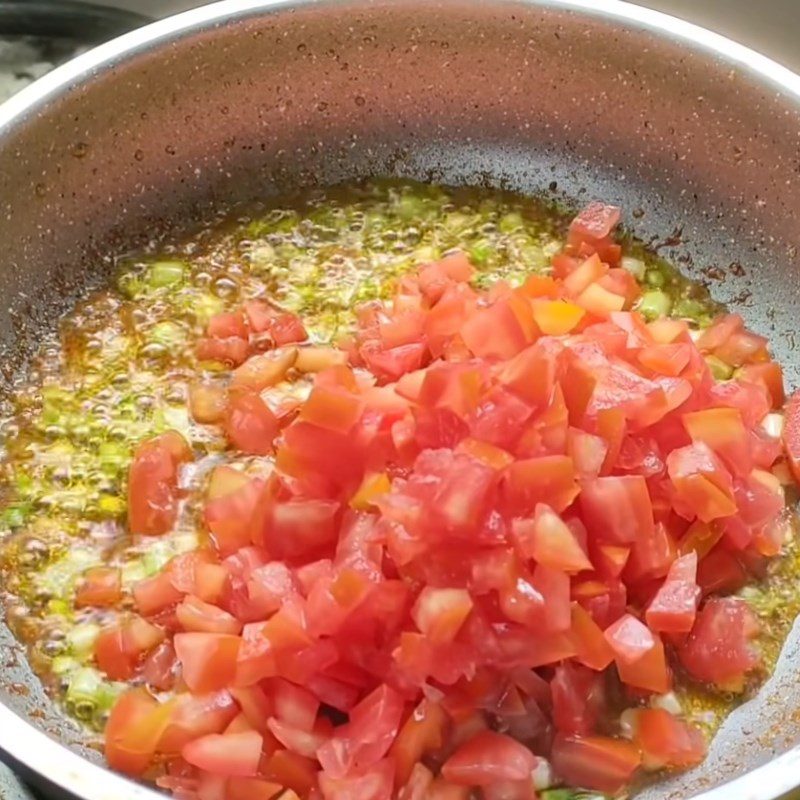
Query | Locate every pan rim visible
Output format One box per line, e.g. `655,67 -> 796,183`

0,2 -> 799,800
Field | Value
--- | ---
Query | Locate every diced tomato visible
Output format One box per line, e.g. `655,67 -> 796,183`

633,708 -> 706,770
269,312 -> 309,345
224,391 -> 280,455
551,662 -> 605,736
783,389 -> 800,486
551,734 -> 640,794
189,382 -> 228,424
75,566 -> 122,608
142,641 -> 178,692
739,361 -> 784,409
157,690 -> 239,755
316,684 -> 405,780
696,314 -> 744,352
128,431 -> 191,536
411,588 -> 473,644
95,616 -> 165,681
441,730 -> 537,786
616,634 -> 670,694
645,552 -> 700,633
176,596 -> 243,636
263,498 -> 341,560
682,407 -> 750,474
580,475 -> 654,544
678,598 -> 760,691
174,632 -> 241,693
204,469 -> 267,557
100,200 -> 791,797
391,700 -> 447,788
461,300 -> 529,360
604,613 -> 656,665
232,349 -> 298,391
569,202 -> 621,242
105,689 -> 169,776
502,456 -> 578,515
531,300 -> 584,335
571,602 -> 614,671
319,758 -> 394,800
667,442 -> 737,522
207,311 -> 248,340
182,730 -> 263,777
196,336 -> 250,367
512,503 -> 591,573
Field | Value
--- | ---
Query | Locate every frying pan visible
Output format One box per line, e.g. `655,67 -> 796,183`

1,1 -> 800,799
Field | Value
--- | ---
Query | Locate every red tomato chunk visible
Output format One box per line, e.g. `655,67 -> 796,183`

104,202 -> 791,800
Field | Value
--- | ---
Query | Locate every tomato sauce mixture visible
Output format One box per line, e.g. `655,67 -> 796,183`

1,181 -> 799,800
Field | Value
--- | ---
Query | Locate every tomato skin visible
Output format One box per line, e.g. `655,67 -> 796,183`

678,598 -> 760,691
551,734 -> 641,794
75,566 -> 122,608
441,730 -> 537,786
128,431 -> 191,536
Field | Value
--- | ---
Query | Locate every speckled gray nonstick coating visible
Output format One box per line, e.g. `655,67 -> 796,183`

1,1 -> 800,798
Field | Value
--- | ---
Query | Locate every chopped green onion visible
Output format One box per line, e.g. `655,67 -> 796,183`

638,290 -> 672,320
396,195 -> 428,221
705,355 -> 734,381
672,297 -> 709,323
65,667 -> 103,721
98,495 -> 126,517
51,655 -> 79,675
193,293 -> 226,324
249,243 -> 276,270
147,321 -> 186,349
1,503 -> 31,529
645,269 -> 666,288
621,256 -> 646,280
469,239 -> 493,267
148,260 -> 186,288
66,622 -> 101,658
499,211 -> 524,234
